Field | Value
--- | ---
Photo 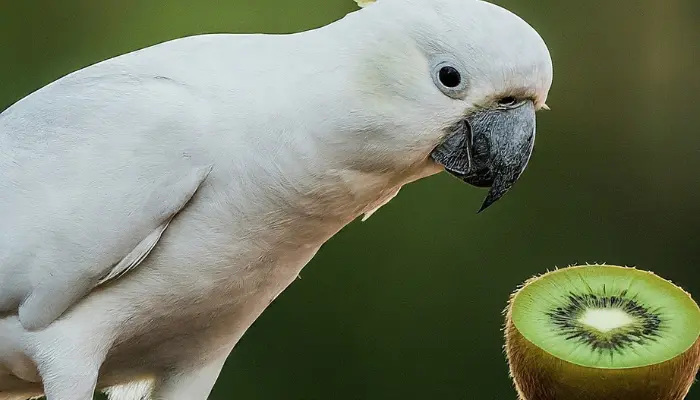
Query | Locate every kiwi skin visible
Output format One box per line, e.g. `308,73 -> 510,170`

504,265 -> 700,400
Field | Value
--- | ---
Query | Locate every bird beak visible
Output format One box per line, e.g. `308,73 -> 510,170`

430,100 -> 536,212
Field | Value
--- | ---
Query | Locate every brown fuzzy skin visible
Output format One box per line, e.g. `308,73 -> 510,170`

503,265 -> 700,400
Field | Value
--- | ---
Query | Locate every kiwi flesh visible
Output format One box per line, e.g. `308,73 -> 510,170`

504,264 -> 700,400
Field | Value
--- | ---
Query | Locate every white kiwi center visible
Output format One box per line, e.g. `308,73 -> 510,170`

578,308 -> 635,333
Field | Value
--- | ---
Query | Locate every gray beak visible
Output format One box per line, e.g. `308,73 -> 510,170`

430,100 -> 536,212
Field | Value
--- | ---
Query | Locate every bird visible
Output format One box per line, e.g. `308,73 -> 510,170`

0,0 -> 553,398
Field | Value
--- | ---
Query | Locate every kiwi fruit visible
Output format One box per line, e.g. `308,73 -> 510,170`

504,264 -> 700,400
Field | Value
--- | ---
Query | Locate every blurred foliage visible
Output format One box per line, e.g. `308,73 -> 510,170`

2,0 -> 700,399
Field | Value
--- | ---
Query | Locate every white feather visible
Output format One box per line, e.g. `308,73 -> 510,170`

0,1 -> 552,398
355,0 -> 377,7
103,380 -> 154,400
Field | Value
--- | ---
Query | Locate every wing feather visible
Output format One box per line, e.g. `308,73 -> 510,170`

0,68 -> 216,330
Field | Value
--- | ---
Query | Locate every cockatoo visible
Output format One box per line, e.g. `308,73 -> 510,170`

0,0 -> 552,398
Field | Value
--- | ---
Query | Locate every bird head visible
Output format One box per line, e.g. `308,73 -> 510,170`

346,0 -> 553,211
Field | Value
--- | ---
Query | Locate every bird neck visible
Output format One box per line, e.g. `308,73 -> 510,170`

198,11 -> 440,237
251,33 -> 438,224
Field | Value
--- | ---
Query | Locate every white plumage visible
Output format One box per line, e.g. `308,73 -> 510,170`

0,0 -> 552,398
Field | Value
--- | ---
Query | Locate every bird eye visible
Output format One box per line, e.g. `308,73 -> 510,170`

431,56 -> 469,99
498,96 -> 518,107
438,66 -> 461,88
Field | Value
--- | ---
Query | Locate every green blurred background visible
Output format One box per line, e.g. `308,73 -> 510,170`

2,0 -> 700,399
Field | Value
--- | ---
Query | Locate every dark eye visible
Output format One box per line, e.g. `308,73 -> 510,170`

498,96 -> 518,107
438,66 -> 462,88
431,56 -> 468,99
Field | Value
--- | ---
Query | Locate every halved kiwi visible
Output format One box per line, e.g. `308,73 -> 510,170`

504,264 -> 700,400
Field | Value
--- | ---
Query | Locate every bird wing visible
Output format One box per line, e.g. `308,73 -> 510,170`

0,67 -> 215,330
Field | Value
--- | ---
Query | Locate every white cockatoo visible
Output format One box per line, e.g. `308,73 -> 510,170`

0,0 -> 553,398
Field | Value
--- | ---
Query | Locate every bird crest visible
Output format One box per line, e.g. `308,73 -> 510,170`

355,0 -> 376,7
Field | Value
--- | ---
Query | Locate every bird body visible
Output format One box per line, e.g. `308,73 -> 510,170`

0,1 -> 553,398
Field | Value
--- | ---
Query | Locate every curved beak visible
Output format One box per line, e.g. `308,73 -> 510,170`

430,100 -> 536,212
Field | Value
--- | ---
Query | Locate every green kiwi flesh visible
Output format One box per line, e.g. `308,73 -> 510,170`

505,264 -> 700,400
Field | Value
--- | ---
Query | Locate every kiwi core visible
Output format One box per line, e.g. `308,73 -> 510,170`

579,308 -> 634,333
510,265 -> 700,369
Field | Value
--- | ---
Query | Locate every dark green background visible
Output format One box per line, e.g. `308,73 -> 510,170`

2,0 -> 699,399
